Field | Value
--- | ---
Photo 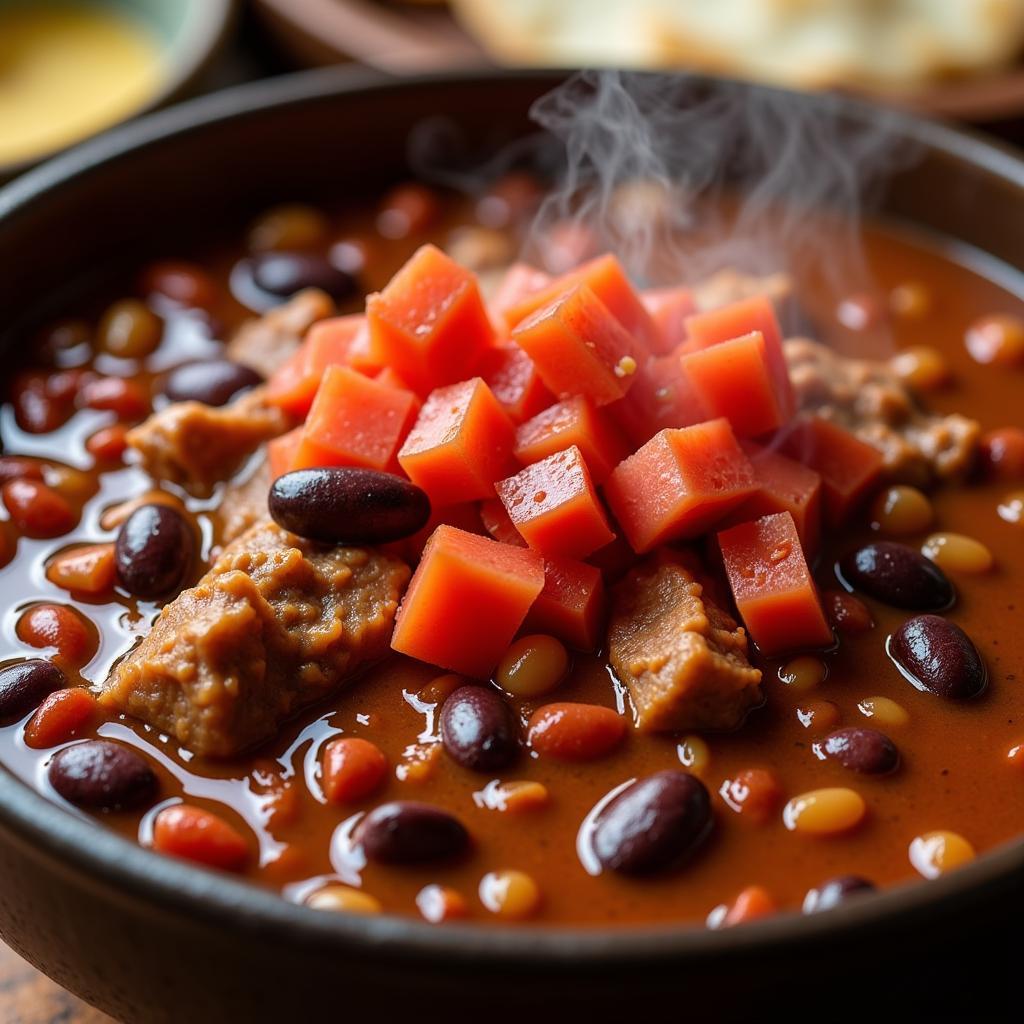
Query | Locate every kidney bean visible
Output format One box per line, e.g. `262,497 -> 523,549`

269,468 -> 430,545
0,659 -> 67,724
527,702 -> 625,761
248,251 -> 357,303
355,801 -> 469,864
888,614 -> 987,700
16,604 -> 97,666
321,737 -> 388,804
815,727 -> 900,775
80,376 -> 150,419
86,424 -> 130,462
2,479 -> 76,538
377,183 -> 440,239
48,740 -> 158,811
24,688 -> 99,749
978,427 -> 1024,481
802,875 -> 876,914
440,685 -> 518,772
152,804 -> 249,871
823,589 -> 874,634
161,359 -> 263,407
592,770 -> 712,876
0,457 -> 44,485
140,261 -> 219,309
718,768 -> 783,824
838,541 -> 954,610
115,504 -> 195,599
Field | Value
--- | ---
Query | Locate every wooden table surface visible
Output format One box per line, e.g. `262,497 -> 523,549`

1,942 -> 114,1022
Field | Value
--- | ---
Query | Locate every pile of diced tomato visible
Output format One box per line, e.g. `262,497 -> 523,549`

266,244 -> 885,677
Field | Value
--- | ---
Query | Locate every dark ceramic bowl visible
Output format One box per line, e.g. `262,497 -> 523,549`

1,69 -> 1023,1022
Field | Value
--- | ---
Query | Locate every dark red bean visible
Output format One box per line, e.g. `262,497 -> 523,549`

115,504 -> 195,599
161,359 -> 263,407
48,740 -> 158,811
802,875 -> 875,914
888,614 -> 987,701
0,659 -> 67,724
269,468 -> 430,545
439,685 -> 519,772
248,251 -> 357,303
592,770 -> 712,876
838,542 -> 954,611
355,801 -> 469,865
815,727 -> 900,775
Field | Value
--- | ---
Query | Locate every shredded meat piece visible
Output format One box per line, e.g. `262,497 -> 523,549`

218,456 -> 273,546
608,558 -> 762,732
127,387 -> 291,496
784,337 -> 979,484
226,288 -> 334,377
100,522 -> 410,757
692,269 -> 793,311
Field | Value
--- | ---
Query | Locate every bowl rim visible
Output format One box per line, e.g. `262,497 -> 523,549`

2,64 -> 1024,966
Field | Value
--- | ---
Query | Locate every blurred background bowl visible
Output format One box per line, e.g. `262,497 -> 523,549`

0,0 -> 238,180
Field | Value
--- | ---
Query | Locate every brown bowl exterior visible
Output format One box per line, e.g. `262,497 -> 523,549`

1,68 -> 1024,1021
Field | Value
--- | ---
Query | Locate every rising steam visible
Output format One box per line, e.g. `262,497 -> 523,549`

521,70 -> 914,297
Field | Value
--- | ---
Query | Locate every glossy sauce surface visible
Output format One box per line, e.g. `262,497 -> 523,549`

1,190 -> 1023,927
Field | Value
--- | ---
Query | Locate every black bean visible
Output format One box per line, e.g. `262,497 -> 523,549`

816,727 -> 900,775
837,542 -> 954,611
269,468 -> 431,545
248,252 -> 357,304
161,359 -> 262,407
48,740 -> 158,811
802,875 -> 875,914
592,770 -> 712,876
888,614 -> 987,700
355,801 -> 469,865
115,504 -> 195,599
439,685 -> 519,773
0,659 -> 66,724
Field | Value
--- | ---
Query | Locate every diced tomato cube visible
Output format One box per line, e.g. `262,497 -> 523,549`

292,365 -> 418,473
475,342 -> 553,423
387,501 -> 484,563
724,443 -> 823,554
479,497 -> 526,546
391,525 -> 545,677
496,446 -> 615,559
605,419 -> 757,553
608,350 -> 707,447
266,315 -> 376,416
681,330 -> 790,437
641,286 -> 696,353
267,426 -> 304,480
683,294 -> 794,422
514,396 -> 631,485
513,284 -> 642,407
503,254 -> 660,354
779,416 -> 884,526
524,555 -> 607,650
398,378 -> 517,506
489,263 -> 552,318
375,366 -> 417,395
366,244 -> 495,394
718,511 -> 833,656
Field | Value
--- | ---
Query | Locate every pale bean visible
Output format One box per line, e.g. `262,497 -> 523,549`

858,696 -> 909,727
479,870 -> 541,919
783,787 -> 866,836
778,656 -> 826,694
890,345 -> 949,392
921,532 -> 993,574
871,485 -> 933,536
306,885 -> 381,914
909,830 -> 975,879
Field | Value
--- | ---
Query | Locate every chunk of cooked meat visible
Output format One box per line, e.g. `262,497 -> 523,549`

692,269 -> 793,311
218,456 -> 272,546
100,522 -> 410,757
608,559 -> 762,732
784,336 -> 980,485
226,288 -> 334,377
127,387 -> 291,496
